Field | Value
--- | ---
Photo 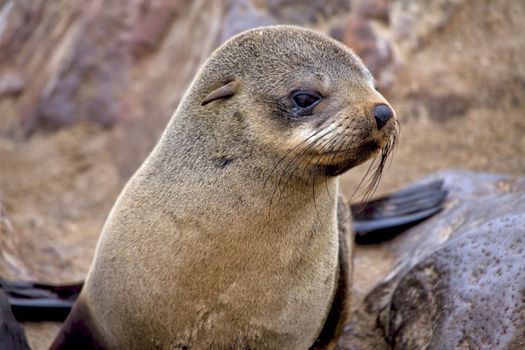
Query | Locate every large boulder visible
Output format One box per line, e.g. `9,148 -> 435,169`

342,171 -> 525,349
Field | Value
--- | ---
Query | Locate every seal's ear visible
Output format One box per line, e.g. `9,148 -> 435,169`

201,81 -> 238,106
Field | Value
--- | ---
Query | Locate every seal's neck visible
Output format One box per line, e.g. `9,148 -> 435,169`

137,109 -> 339,229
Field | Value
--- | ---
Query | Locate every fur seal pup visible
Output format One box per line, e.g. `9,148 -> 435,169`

50,25 -> 397,349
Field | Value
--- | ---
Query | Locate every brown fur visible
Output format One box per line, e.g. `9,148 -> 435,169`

52,25 -> 397,349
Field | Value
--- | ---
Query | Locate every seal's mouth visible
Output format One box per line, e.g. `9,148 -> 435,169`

316,119 -> 399,200
313,140 -> 379,158
352,125 -> 399,201
317,140 -> 381,176
263,117 -> 399,204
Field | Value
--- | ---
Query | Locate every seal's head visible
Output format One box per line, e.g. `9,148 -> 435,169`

182,25 -> 398,192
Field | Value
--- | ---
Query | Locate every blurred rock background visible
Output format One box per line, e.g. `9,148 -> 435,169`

0,0 -> 523,348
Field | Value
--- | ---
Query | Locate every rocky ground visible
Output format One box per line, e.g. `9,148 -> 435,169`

0,0 -> 524,348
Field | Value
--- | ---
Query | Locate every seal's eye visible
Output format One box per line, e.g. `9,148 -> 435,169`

291,91 -> 322,110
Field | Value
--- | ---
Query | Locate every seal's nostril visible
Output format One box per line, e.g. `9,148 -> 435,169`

373,104 -> 393,130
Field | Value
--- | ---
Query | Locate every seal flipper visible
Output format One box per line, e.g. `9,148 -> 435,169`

311,196 -> 352,350
0,278 -> 80,322
0,290 -> 30,350
49,298 -> 107,350
352,180 -> 447,244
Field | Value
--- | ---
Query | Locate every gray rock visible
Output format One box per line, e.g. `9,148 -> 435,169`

404,91 -> 471,122
342,171 -> 525,349
0,71 -> 24,97
357,0 -> 390,22
330,14 -> 395,90
390,0 -> 465,51
0,201 -> 32,280
266,0 -> 351,24
220,0 -> 276,44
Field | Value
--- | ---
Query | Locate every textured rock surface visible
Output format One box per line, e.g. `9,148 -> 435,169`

357,0 -> 390,22
220,0 -> 276,43
390,0 -> 466,51
265,0 -> 351,24
342,171 -> 525,349
0,202 -> 32,280
331,14 -> 395,89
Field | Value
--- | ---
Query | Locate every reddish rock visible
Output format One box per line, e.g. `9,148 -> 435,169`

127,0 -> 188,58
408,92 -> 471,121
0,0 -> 196,135
390,0 -> 466,51
0,70 -> 24,97
16,0 -> 134,133
332,15 -> 395,89
266,0 -> 351,24
357,0 -> 390,22
0,201 -> 33,280
220,0 -> 276,43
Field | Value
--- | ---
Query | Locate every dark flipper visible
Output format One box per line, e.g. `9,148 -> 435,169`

0,289 -> 30,350
311,196 -> 352,350
0,278 -> 81,322
351,180 -> 447,244
49,298 -> 107,350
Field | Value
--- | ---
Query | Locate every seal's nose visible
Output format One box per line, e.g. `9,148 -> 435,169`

373,104 -> 393,130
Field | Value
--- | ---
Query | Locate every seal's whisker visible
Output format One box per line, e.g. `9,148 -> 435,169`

351,120 -> 399,210
314,128 -> 348,197
364,150 -> 387,199
274,128 -> 335,203
260,95 -> 337,188
266,120 -> 339,187
302,135 -> 337,202
359,129 -> 398,206
266,130 -> 325,207
321,133 -> 346,204
285,120 -> 346,192
264,133 -> 314,190
321,132 -> 348,204
349,153 -> 376,202
268,126 -> 331,206
300,130 -> 341,179
304,121 -> 354,207
273,120 -> 344,195
283,120 -> 352,207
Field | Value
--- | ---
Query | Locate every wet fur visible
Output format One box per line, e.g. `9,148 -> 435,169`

51,26 -> 397,349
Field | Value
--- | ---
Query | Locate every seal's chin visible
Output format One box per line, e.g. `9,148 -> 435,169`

320,141 -> 381,176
